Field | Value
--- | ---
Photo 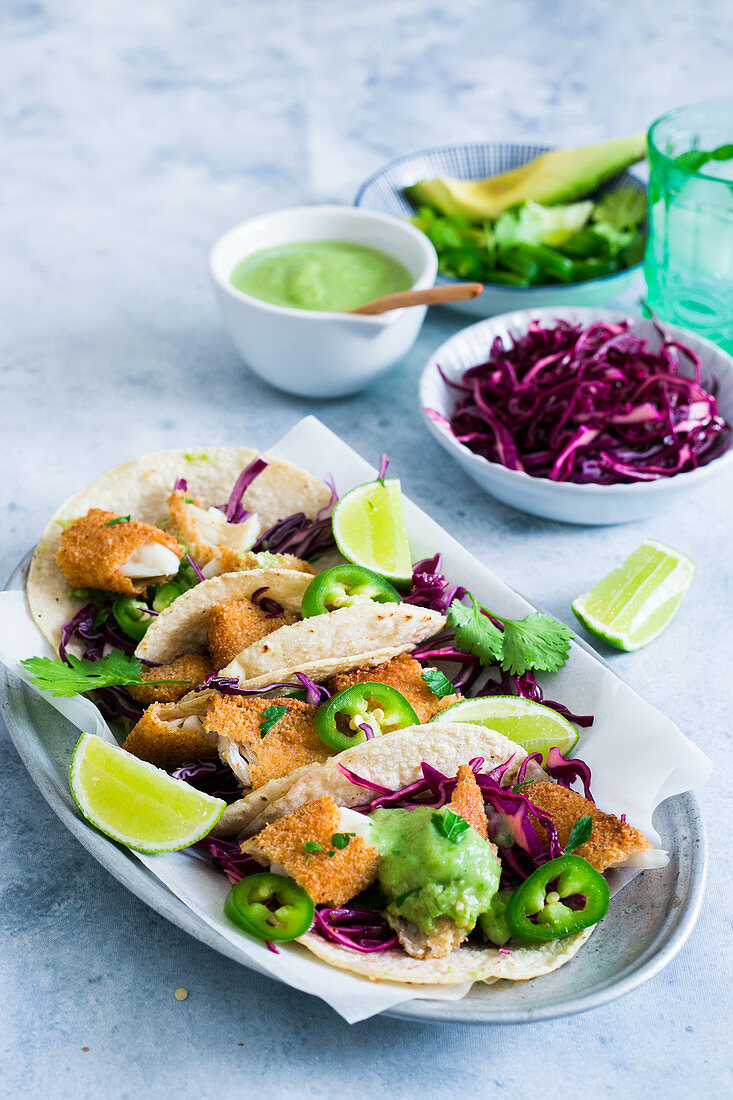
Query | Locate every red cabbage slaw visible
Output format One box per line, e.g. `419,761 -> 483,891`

432,319 -> 731,484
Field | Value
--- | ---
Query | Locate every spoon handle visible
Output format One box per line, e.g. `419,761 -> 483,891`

349,282 -> 483,315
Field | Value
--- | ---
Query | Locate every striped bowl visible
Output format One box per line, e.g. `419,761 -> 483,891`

355,142 -> 645,317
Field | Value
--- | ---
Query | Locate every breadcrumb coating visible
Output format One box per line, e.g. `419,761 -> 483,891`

208,599 -> 299,670
57,508 -> 182,595
448,765 -> 489,842
123,702 -> 216,770
127,652 -> 213,705
326,654 -> 461,723
241,796 -> 379,906
205,693 -> 330,788
528,782 -> 653,871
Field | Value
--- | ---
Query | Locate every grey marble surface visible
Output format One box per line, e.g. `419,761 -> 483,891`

1,1 -> 732,1096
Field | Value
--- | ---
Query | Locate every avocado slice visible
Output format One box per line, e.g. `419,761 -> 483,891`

405,134 -> 646,222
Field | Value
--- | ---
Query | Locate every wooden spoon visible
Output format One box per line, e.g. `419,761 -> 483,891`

349,282 -> 483,315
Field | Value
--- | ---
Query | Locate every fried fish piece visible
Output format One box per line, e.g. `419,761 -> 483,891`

326,654 -> 461,723
57,509 -> 182,595
448,764 -> 490,842
166,490 -> 259,577
241,796 -> 379,907
208,598 -> 298,670
122,699 -> 216,770
126,652 -> 213,705
206,693 -> 330,789
528,782 -> 659,871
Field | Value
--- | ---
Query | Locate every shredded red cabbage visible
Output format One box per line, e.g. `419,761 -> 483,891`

312,906 -> 398,952
251,586 -> 284,618
377,454 -> 390,479
477,667 -> 594,728
195,836 -> 261,882
173,477 -> 188,492
170,756 -> 243,803
437,319 -> 730,484
404,554 -> 467,613
253,476 -> 337,560
59,601 -> 137,664
545,746 -> 594,801
92,686 -> 143,722
187,553 -> 206,582
197,672 -> 330,705
225,456 -> 268,523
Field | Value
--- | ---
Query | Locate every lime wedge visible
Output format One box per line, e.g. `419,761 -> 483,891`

332,478 -> 413,585
69,733 -> 225,853
431,695 -> 579,761
572,539 -> 694,651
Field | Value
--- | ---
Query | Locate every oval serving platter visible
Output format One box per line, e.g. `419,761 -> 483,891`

0,554 -> 707,1025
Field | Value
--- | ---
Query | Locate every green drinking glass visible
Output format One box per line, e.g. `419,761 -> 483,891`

645,102 -> 733,352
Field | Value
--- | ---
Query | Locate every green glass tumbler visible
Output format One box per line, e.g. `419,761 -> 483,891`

645,102 -> 733,352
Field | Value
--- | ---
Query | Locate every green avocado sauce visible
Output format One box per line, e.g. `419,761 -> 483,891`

370,807 -> 501,933
230,240 -> 413,312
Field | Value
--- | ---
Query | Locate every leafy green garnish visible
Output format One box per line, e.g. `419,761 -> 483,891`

330,832 -> 355,850
448,596 -> 573,676
21,652 -> 186,697
591,188 -> 646,232
432,808 -> 470,844
259,704 -> 287,738
564,815 -> 593,855
303,840 -> 322,860
421,667 -> 455,699
105,515 -> 130,526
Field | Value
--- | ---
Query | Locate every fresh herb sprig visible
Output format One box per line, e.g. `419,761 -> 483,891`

21,652 -> 186,698
259,705 -> 288,738
448,596 -> 573,676
564,815 -> 593,855
432,808 -> 470,843
421,667 -> 455,699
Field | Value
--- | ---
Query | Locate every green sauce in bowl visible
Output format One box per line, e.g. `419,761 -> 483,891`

230,239 -> 413,311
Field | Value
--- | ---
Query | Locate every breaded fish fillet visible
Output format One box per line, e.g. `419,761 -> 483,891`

326,654 -> 461,723
208,599 -> 298,670
241,796 -> 379,907
127,652 -> 213,705
167,490 -> 258,576
123,701 -> 216,770
206,693 -> 330,788
528,782 -> 656,871
57,509 -> 182,595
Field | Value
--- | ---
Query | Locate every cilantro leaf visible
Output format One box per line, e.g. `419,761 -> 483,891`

432,808 -> 470,843
330,832 -> 355,850
303,840 -> 322,860
448,597 -> 503,665
500,612 -> 573,675
421,667 -> 455,699
259,704 -> 287,739
591,188 -> 646,232
21,651 -> 186,697
105,515 -> 131,526
564,815 -> 593,854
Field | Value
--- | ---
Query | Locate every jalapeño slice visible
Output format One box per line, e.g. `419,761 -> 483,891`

301,564 -> 402,617
506,854 -> 609,943
224,873 -> 314,942
112,596 -> 155,641
314,683 -> 419,753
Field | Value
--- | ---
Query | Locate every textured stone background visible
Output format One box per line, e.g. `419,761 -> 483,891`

1,1 -> 731,1096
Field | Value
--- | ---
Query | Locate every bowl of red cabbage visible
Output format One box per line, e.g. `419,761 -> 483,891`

420,307 -> 733,524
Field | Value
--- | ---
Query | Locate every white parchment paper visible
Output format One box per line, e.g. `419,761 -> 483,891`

0,415 -> 712,1022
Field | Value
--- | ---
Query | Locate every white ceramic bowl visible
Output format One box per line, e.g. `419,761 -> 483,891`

355,143 -> 646,318
420,306 -> 733,525
209,205 -> 438,397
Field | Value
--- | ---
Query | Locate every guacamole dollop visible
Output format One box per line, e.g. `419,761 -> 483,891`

370,806 -> 501,933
